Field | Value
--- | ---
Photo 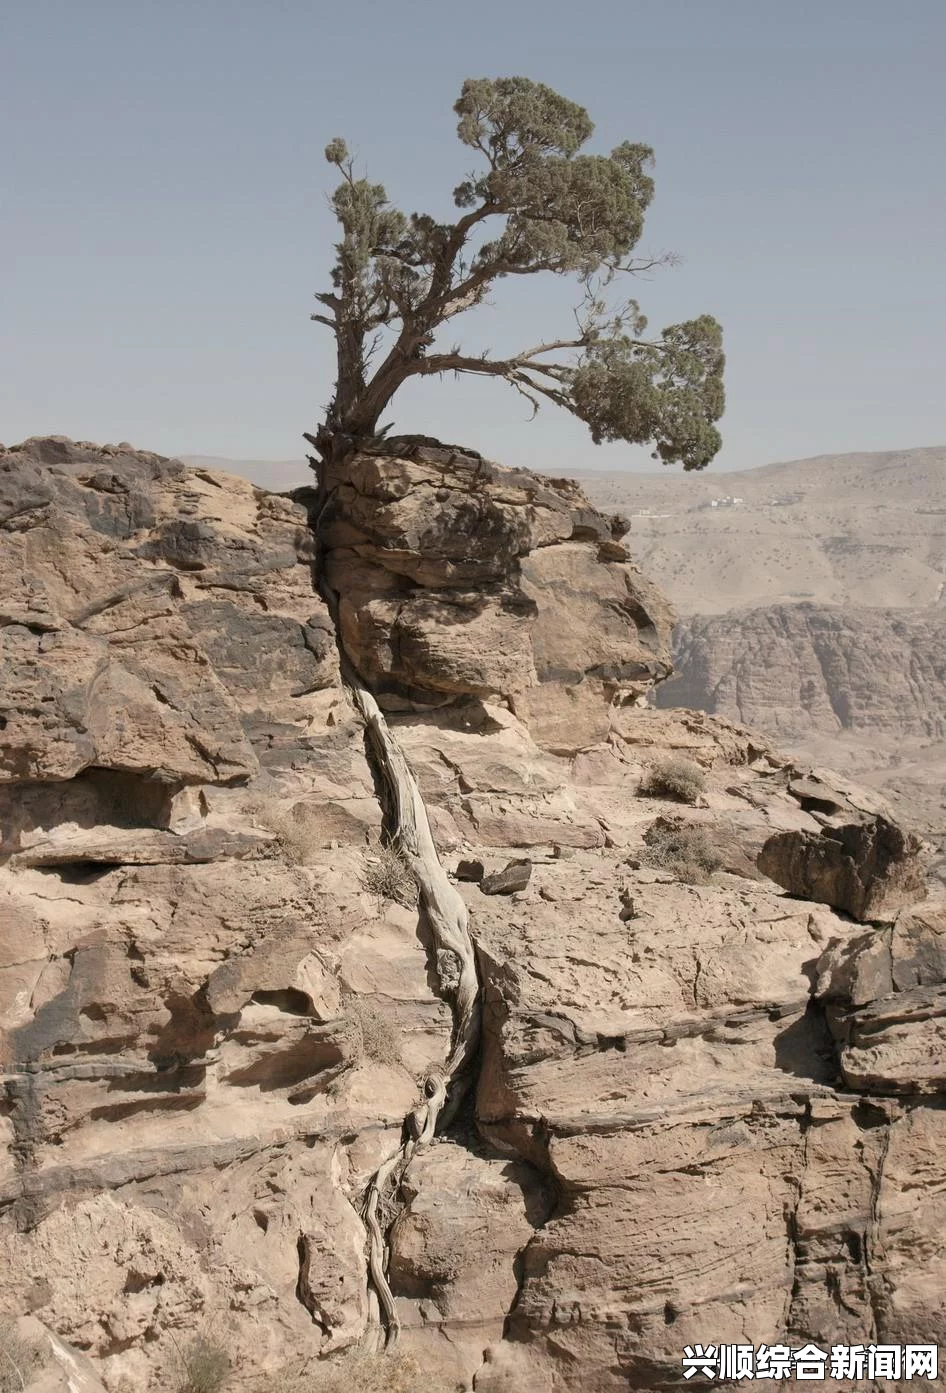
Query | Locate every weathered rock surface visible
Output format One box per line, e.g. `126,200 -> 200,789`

660,602 -> 946,743
479,859 -> 532,896
816,904 -> 946,1093
313,438 -> 675,753
0,436 -> 340,788
0,439 -> 941,1393
758,771 -> 928,922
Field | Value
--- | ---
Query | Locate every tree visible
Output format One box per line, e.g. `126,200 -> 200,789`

307,77 -> 724,470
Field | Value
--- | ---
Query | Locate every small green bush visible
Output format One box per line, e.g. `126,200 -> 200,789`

639,755 -> 706,804
642,820 -> 723,885
175,1332 -> 231,1393
360,844 -> 416,907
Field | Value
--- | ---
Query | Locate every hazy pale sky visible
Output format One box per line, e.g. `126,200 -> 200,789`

3,0 -> 944,473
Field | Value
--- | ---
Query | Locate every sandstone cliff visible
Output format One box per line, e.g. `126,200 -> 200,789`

659,603 -> 946,743
1,438 -> 943,1393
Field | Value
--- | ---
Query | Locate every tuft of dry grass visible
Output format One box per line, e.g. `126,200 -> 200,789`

0,1320 -> 39,1393
174,1332 -> 231,1393
360,843 -> 416,907
641,820 -> 723,885
253,798 -> 324,867
344,997 -> 403,1067
638,755 -> 706,805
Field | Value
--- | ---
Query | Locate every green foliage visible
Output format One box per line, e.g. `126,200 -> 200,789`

639,755 -> 706,804
570,316 -> 724,469
451,78 -> 653,277
312,76 -> 724,469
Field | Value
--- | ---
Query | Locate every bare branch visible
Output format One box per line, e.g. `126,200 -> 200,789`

612,251 -> 680,276
513,335 -> 590,361
415,351 -> 573,415
510,378 -> 542,418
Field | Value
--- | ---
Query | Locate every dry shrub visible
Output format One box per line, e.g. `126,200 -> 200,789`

345,997 -> 403,1067
360,843 -> 416,906
639,755 -> 705,805
253,798 -> 324,866
267,1350 -> 430,1393
642,820 -> 723,885
174,1332 -> 231,1393
0,1320 -> 39,1393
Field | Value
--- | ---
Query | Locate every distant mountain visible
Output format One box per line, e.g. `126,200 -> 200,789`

578,445 -> 946,613
659,602 -> 946,742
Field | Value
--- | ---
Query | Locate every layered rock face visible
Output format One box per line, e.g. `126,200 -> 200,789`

1,438 -> 943,1393
314,439 -> 675,753
660,603 -> 946,742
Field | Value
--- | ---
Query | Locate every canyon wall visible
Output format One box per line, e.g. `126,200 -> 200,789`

659,603 -> 946,743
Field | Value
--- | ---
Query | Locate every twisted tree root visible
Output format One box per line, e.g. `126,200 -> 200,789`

349,677 -> 482,1347
310,469 -> 483,1346
313,555 -> 481,1348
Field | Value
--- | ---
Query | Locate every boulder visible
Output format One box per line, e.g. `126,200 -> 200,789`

480,859 -> 533,896
758,814 -> 927,922
454,858 -> 485,882
311,438 -> 675,753
816,905 -> 946,1093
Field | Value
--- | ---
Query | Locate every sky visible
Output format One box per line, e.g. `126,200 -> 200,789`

3,0 -> 945,475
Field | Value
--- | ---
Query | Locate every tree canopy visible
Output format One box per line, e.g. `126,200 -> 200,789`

308,77 -> 724,469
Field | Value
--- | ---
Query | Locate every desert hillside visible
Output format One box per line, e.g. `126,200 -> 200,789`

579,446 -> 946,614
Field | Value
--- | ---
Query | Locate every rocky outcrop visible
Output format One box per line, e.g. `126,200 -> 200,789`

0,436 -> 339,787
816,904 -> 946,1093
659,602 -> 946,742
0,438 -> 390,1388
758,771 -> 928,922
312,438 -> 675,753
1,438 -> 942,1393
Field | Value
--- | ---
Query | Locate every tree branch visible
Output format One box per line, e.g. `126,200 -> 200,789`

414,350 -> 573,414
